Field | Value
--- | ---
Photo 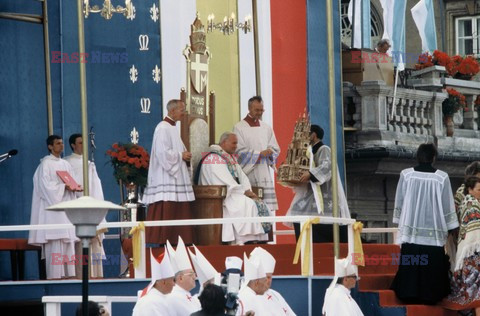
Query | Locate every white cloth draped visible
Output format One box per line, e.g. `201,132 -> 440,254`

287,144 -> 350,218
28,154 -> 78,279
393,168 -> 459,246
165,284 -> 201,316
132,287 -> 174,316
198,145 -> 268,244
65,153 -> 106,278
261,288 -> 296,316
142,121 -> 195,203
233,120 -> 280,211
322,284 -> 364,316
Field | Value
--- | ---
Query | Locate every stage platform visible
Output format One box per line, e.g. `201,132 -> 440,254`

0,243 -> 461,316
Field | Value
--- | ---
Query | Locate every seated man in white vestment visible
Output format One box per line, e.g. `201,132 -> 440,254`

133,249 -> 175,316
196,132 -> 270,245
322,258 -> 364,316
236,253 -> 270,316
165,237 -> 201,316
249,247 -> 296,315
65,133 -> 107,278
28,135 -> 79,279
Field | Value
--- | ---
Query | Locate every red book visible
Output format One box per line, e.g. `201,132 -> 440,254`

56,170 -> 82,191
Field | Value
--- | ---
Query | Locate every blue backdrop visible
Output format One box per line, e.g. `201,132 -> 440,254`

0,0 -> 163,279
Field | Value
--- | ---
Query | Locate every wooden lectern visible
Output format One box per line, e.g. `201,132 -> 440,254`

342,49 -> 394,86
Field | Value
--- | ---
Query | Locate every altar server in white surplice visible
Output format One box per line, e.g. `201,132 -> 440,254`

233,96 -> 280,212
249,247 -> 296,316
133,249 -> 175,316
28,135 -> 79,279
65,133 -> 107,278
142,99 -> 194,247
197,132 -> 269,244
236,253 -> 270,316
322,258 -> 364,316
165,237 -> 201,315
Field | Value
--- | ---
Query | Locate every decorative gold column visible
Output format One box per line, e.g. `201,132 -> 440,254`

326,0 -> 339,258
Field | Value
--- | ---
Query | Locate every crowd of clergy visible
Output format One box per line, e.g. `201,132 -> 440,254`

132,236 -> 296,316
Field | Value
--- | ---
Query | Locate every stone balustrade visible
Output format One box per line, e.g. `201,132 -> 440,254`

344,79 -> 480,152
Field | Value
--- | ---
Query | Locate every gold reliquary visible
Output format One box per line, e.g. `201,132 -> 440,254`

277,114 -> 311,186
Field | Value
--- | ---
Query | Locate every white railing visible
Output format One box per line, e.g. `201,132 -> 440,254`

0,215 -> 356,278
42,295 -> 137,316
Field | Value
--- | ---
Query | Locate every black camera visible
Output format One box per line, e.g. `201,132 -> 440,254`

221,268 -> 243,315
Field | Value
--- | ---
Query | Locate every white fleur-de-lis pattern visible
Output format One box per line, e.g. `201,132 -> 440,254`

124,0 -> 163,146
150,3 -> 159,22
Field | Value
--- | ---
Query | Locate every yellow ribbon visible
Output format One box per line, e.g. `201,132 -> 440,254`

129,222 -> 145,268
352,221 -> 365,266
293,217 -> 321,276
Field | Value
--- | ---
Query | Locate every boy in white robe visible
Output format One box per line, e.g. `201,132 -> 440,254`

322,258 -> 364,316
133,249 -> 175,316
249,247 -> 296,315
233,96 -> 280,212
165,237 -> 201,315
142,99 -> 195,246
197,132 -> 269,244
28,135 -> 79,279
65,133 -> 107,278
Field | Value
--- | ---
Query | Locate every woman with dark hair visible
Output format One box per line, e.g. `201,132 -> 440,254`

190,284 -> 227,316
391,143 -> 459,304
448,176 -> 480,314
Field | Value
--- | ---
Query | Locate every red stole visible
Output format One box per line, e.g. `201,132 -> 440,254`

164,116 -> 176,126
243,115 -> 260,127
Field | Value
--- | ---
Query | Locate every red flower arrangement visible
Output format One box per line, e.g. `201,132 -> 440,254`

416,51 -> 480,79
442,88 -> 467,117
106,143 -> 150,186
415,50 -> 450,70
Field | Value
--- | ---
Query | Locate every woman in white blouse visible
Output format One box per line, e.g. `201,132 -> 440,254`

390,143 -> 459,304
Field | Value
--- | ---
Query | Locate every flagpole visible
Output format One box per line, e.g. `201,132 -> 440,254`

391,67 -> 400,121
326,0 -> 339,258
350,0 -> 356,48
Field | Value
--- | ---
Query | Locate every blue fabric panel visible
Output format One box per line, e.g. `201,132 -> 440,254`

306,0 -> 346,184
0,0 -> 62,280
0,0 -> 163,279
361,0 -> 372,48
424,0 -> 438,51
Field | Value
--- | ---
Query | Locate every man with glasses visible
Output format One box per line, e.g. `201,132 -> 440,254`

233,96 -> 280,216
166,237 -> 201,315
322,258 -> 364,316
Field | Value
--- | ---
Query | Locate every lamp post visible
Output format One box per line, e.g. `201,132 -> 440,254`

48,196 -> 125,316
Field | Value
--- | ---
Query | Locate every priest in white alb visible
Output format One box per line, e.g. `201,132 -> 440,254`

28,135 -> 79,279
322,258 -> 364,316
233,96 -> 280,213
165,237 -> 201,315
132,249 -> 175,316
196,132 -> 269,244
250,247 -> 296,315
65,133 -> 107,278
142,99 -> 194,247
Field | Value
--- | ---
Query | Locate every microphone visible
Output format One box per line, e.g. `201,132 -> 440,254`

0,149 -> 18,160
